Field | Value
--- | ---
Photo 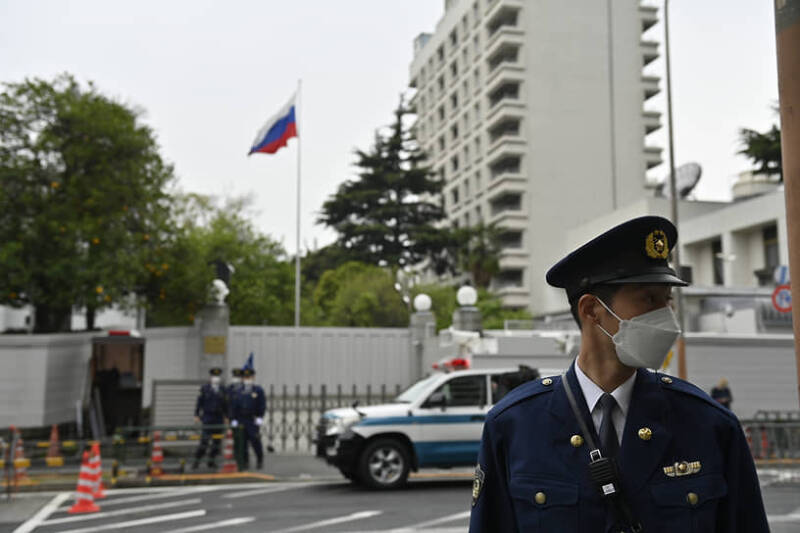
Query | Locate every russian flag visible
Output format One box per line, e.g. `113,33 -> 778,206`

248,94 -> 298,155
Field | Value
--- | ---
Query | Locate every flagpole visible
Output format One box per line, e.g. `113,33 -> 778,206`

295,79 -> 302,328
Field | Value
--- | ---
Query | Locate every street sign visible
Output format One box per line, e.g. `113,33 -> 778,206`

772,284 -> 792,313
774,265 -> 791,285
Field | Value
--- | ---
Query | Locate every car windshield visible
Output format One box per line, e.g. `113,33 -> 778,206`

394,374 -> 441,403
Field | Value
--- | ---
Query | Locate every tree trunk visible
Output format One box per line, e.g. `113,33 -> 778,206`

34,304 -> 71,333
86,305 -> 96,331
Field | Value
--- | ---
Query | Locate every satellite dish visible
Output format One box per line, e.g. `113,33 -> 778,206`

659,162 -> 702,199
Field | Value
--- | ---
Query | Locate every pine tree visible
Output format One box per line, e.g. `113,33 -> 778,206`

318,102 -> 445,270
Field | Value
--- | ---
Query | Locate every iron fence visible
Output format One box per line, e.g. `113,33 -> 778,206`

742,421 -> 800,460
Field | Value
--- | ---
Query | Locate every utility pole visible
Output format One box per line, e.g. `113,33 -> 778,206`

774,0 -> 800,407
663,0 -> 687,379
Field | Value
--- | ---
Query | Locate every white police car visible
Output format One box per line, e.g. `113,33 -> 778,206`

315,364 -> 543,489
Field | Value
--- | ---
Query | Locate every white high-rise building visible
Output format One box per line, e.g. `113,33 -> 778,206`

409,0 -> 663,315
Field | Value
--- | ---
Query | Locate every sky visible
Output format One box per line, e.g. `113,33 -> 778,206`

0,1 -> 779,255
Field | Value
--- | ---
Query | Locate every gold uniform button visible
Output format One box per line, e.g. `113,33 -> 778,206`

661,376 -> 673,384
687,492 -> 699,506
535,492 -> 546,505
638,427 -> 652,441
542,378 -> 553,386
570,435 -> 584,447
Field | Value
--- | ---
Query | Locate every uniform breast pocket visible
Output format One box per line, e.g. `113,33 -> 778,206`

649,473 -> 727,533
509,476 -> 579,531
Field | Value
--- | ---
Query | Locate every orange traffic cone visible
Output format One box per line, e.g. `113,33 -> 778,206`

46,425 -> 64,467
13,428 -> 29,482
150,431 -> 164,476
89,442 -> 106,499
219,429 -> 238,473
68,451 -> 100,514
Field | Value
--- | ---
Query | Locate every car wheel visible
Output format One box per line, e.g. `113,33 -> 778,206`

357,438 -> 410,490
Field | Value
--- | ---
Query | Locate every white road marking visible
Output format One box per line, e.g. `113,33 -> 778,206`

56,509 -> 207,533
12,491 -> 70,533
41,498 -> 201,525
54,490 -> 188,511
163,516 -> 256,532
768,507 -> 800,523
392,510 -> 472,531
222,483 -> 310,499
272,510 -> 383,533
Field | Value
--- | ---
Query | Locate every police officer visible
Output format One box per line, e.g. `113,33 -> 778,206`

469,216 -> 768,532
230,368 -> 266,469
193,367 -> 227,469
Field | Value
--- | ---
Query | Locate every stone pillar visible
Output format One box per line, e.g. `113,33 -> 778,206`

198,302 -> 229,379
452,286 -> 482,333
410,309 -> 436,380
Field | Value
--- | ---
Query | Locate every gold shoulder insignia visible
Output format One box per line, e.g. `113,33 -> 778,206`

663,460 -> 701,477
646,230 -> 669,259
472,465 -> 485,506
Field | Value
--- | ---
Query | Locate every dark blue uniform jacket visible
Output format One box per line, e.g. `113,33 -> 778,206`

469,363 -> 768,533
231,385 -> 266,422
194,384 -> 227,424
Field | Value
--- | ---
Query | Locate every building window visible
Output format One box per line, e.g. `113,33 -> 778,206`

489,118 -> 521,143
495,269 -> 524,289
474,101 -> 481,122
450,60 -> 458,80
474,170 -> 481,190
711,238 -> 724,286
473,2 -> 479,26
763,224 -> 779,270
489,81 -> 520,108
451,155 -> 460,172
450,92 -> 459,113
474,67 -> 480,88
489,155 -> 521,179
438,75 -> 445,94
451,123 -> 459,141
498,230 -> 523,249
475,205 -> 482,221
438,105 -> 445,122
451,187 -> 460,205
438,135 -> 446,152
437,45 -> 445,65
488,44 -> 519,72
490,192 -> 521,215
450,28 -> 458,49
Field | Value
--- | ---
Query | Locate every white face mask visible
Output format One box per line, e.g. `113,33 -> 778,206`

243,378 -> 254,388
595,298 -> 681,369
210,376 -> 221,388
230,377 -> 241,384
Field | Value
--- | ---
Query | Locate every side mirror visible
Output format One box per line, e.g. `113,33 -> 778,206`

424,391 -> 447,410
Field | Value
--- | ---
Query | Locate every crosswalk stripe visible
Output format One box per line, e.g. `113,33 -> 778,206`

12,492 -> 71,533
162,516 -> 256,532
768,507 -> 800,523
56,509 -> 206,533
394,510 -> 472,530
54,490 -> 187,512
222,483 -> 311,499
42,498 -> 201,525
272,510 -> 382,533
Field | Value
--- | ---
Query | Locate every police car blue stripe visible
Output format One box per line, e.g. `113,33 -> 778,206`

354,415 -> 481,427
414,440 -> 481,466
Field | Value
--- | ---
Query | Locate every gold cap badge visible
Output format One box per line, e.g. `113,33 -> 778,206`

645,229 -> 669,259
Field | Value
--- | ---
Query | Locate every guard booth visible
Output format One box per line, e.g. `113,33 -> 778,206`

89,331 -> 145,436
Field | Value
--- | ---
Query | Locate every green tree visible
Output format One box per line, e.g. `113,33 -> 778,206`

327,267 -> 409,327
738,123 -> 782,181
144,195 -> 295,327
318,101 -> 445,270
0,74 -> 174,331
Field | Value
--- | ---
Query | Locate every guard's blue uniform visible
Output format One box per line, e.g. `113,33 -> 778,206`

469,363 -> 768,532
231,385 -> 266,467
193,384 -> 227,463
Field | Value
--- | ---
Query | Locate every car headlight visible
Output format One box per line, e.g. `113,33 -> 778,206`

326,414 -> 361,436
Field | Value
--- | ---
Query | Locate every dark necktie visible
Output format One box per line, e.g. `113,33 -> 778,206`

598,393 -> 619,458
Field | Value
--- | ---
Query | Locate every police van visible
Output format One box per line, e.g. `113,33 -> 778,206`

315,363 -> 545,489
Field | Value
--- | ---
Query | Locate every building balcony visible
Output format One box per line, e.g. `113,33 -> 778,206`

485,62 -> 525,94
641,40 -> 659,66
486,0 -> 524,19
640,4 -> 658,33
643,110 -> 662,135
486,33 -> 524,70
642,75 -> 660,100
644,145 -> 663,169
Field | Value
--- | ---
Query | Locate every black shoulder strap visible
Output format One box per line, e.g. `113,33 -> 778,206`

560,371 -> 644,533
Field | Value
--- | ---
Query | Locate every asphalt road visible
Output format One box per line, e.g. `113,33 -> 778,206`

5,475 -> 800,533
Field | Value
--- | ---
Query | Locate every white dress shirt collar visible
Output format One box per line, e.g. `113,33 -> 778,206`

574,359 -> 637,418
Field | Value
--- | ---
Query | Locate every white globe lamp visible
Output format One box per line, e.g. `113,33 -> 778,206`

456,285 -> 478,307
413,294 -> 432,312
